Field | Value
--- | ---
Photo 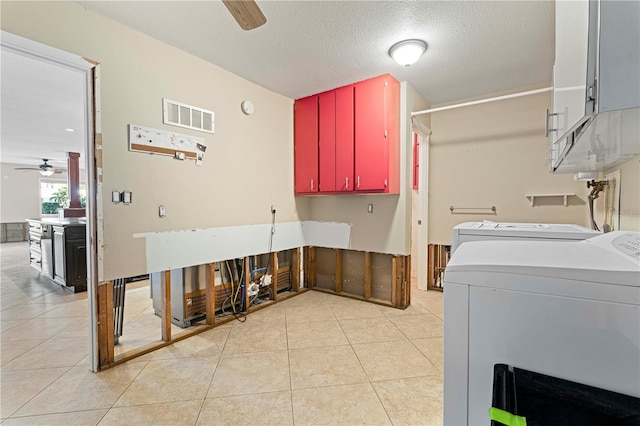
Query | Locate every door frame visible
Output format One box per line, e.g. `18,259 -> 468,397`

411,123 -> 431,291
1,31 -> 101,372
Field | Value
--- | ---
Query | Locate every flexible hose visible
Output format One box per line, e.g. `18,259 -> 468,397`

588,196 -> 600,231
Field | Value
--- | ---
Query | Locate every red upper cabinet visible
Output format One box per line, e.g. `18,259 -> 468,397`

354,76 -> 387,192
318,91 -> 336,192
354,74 -> 400,194
335,85 -> 355,192
294,95 -> 319,194
293,74 -> 398,195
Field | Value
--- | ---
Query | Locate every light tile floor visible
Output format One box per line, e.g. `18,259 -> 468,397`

1,241 -> 444,425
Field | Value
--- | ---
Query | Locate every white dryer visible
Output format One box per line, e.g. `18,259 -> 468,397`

443,231 -> 640,425
451,221 -> 600,254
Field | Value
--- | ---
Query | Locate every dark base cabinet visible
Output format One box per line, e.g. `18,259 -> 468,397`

52,224 -> 87,293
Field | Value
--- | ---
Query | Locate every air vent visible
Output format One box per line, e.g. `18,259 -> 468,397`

163,98 -> 214,133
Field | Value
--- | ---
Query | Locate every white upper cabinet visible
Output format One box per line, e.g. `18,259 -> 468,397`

548,0 -> 640,173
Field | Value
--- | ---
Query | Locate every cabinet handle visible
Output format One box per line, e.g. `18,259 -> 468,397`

345,176 -> 349,189
310,179 -> 314,190
384,179 -> 388,188
544,108 -> 558,138
357,176 -> 361,189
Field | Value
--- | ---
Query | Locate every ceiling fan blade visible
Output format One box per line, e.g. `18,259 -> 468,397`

222,0 -> 266,30
14,167 -> 42,171
53,169 -> 64,174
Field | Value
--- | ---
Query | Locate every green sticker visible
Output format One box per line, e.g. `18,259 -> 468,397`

489,407 -> 527,426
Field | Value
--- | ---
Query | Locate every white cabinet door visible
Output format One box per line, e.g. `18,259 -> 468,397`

549,0 -> 592,170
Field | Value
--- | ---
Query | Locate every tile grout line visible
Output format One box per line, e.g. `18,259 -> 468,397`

285,302 -> 296,426
195,323 -> 231,425
334,309 -> 395,425
3,365 -> 72,419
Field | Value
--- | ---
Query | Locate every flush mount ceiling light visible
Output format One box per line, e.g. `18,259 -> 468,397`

389,39 -> 427,67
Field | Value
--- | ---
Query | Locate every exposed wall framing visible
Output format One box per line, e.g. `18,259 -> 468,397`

427,244 -> 450,291
97,245 -> 410,370
304,246 -> 410,309
97,248 -> 306,370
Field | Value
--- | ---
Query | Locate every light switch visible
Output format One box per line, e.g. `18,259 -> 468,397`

122,191 -> 132,204
112,191 -> 121,203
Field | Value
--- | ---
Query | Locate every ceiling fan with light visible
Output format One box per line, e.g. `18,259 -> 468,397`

222,0 -> 266,30
14,159 -> 63,176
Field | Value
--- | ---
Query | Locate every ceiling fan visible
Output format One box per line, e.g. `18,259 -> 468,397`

222,0 -> 267,30
14,159 -> 63,176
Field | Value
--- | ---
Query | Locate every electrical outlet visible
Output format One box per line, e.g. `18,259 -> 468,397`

367,204 -> 374,213
271,204 -> 276,214
159,205 -> 166,218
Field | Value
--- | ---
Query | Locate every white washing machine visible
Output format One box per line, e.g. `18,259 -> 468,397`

443,231 -> 640,425
451,221 -> 600,254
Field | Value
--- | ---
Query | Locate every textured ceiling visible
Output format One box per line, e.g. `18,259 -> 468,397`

76,0 -> 555,104
1,1 -> 554,168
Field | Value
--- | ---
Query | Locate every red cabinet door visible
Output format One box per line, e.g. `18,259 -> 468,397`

294,96 -> 319,194
354,76 -> 387,192
335,85 -> 354,192
318,91 -> 336,192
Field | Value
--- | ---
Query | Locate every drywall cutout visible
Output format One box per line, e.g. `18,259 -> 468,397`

128,124 -> 206,161
134,220 -> 351,273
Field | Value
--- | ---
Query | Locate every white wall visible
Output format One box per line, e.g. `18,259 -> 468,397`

0,162 -> 85,223
597,156 -> 640,232
2,1 -> 304,280
0,163 -> 44,222
428,88 -> 588,245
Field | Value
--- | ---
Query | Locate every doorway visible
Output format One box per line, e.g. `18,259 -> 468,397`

1,31 -> 100,371
410,128 -> 431,291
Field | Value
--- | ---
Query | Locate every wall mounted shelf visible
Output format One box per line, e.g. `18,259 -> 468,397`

525,193 -> 576,207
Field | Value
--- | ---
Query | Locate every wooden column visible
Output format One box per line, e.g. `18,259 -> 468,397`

97,281 -> 114,368
271,252 -> 278,301
304,246 -> 317,289
244,257 -> 251,310
335,249 -> 343,293
67,152 -> 82,208
161,270 -> 171,342
391,257 -> 398,306
404,255 -> 411,308
427,244 -> 435,288
292,248 -> 300,292
364,252 -> 372,299
205,263 -> 216,325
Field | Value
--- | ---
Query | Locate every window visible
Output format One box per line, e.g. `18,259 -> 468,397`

40,179 -> 86,216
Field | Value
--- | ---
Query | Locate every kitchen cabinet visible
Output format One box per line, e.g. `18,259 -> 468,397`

294,95 -> 319,194
294,74 -> 399,195
548,0 -> 640,173
27,220 -> 51,276
318,91 -> 337,192
52,223 -> 87,292
354,74 -> 399,193
335,85 -> 355,192
318,86 -> 355,193
27,218 -> 86,292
